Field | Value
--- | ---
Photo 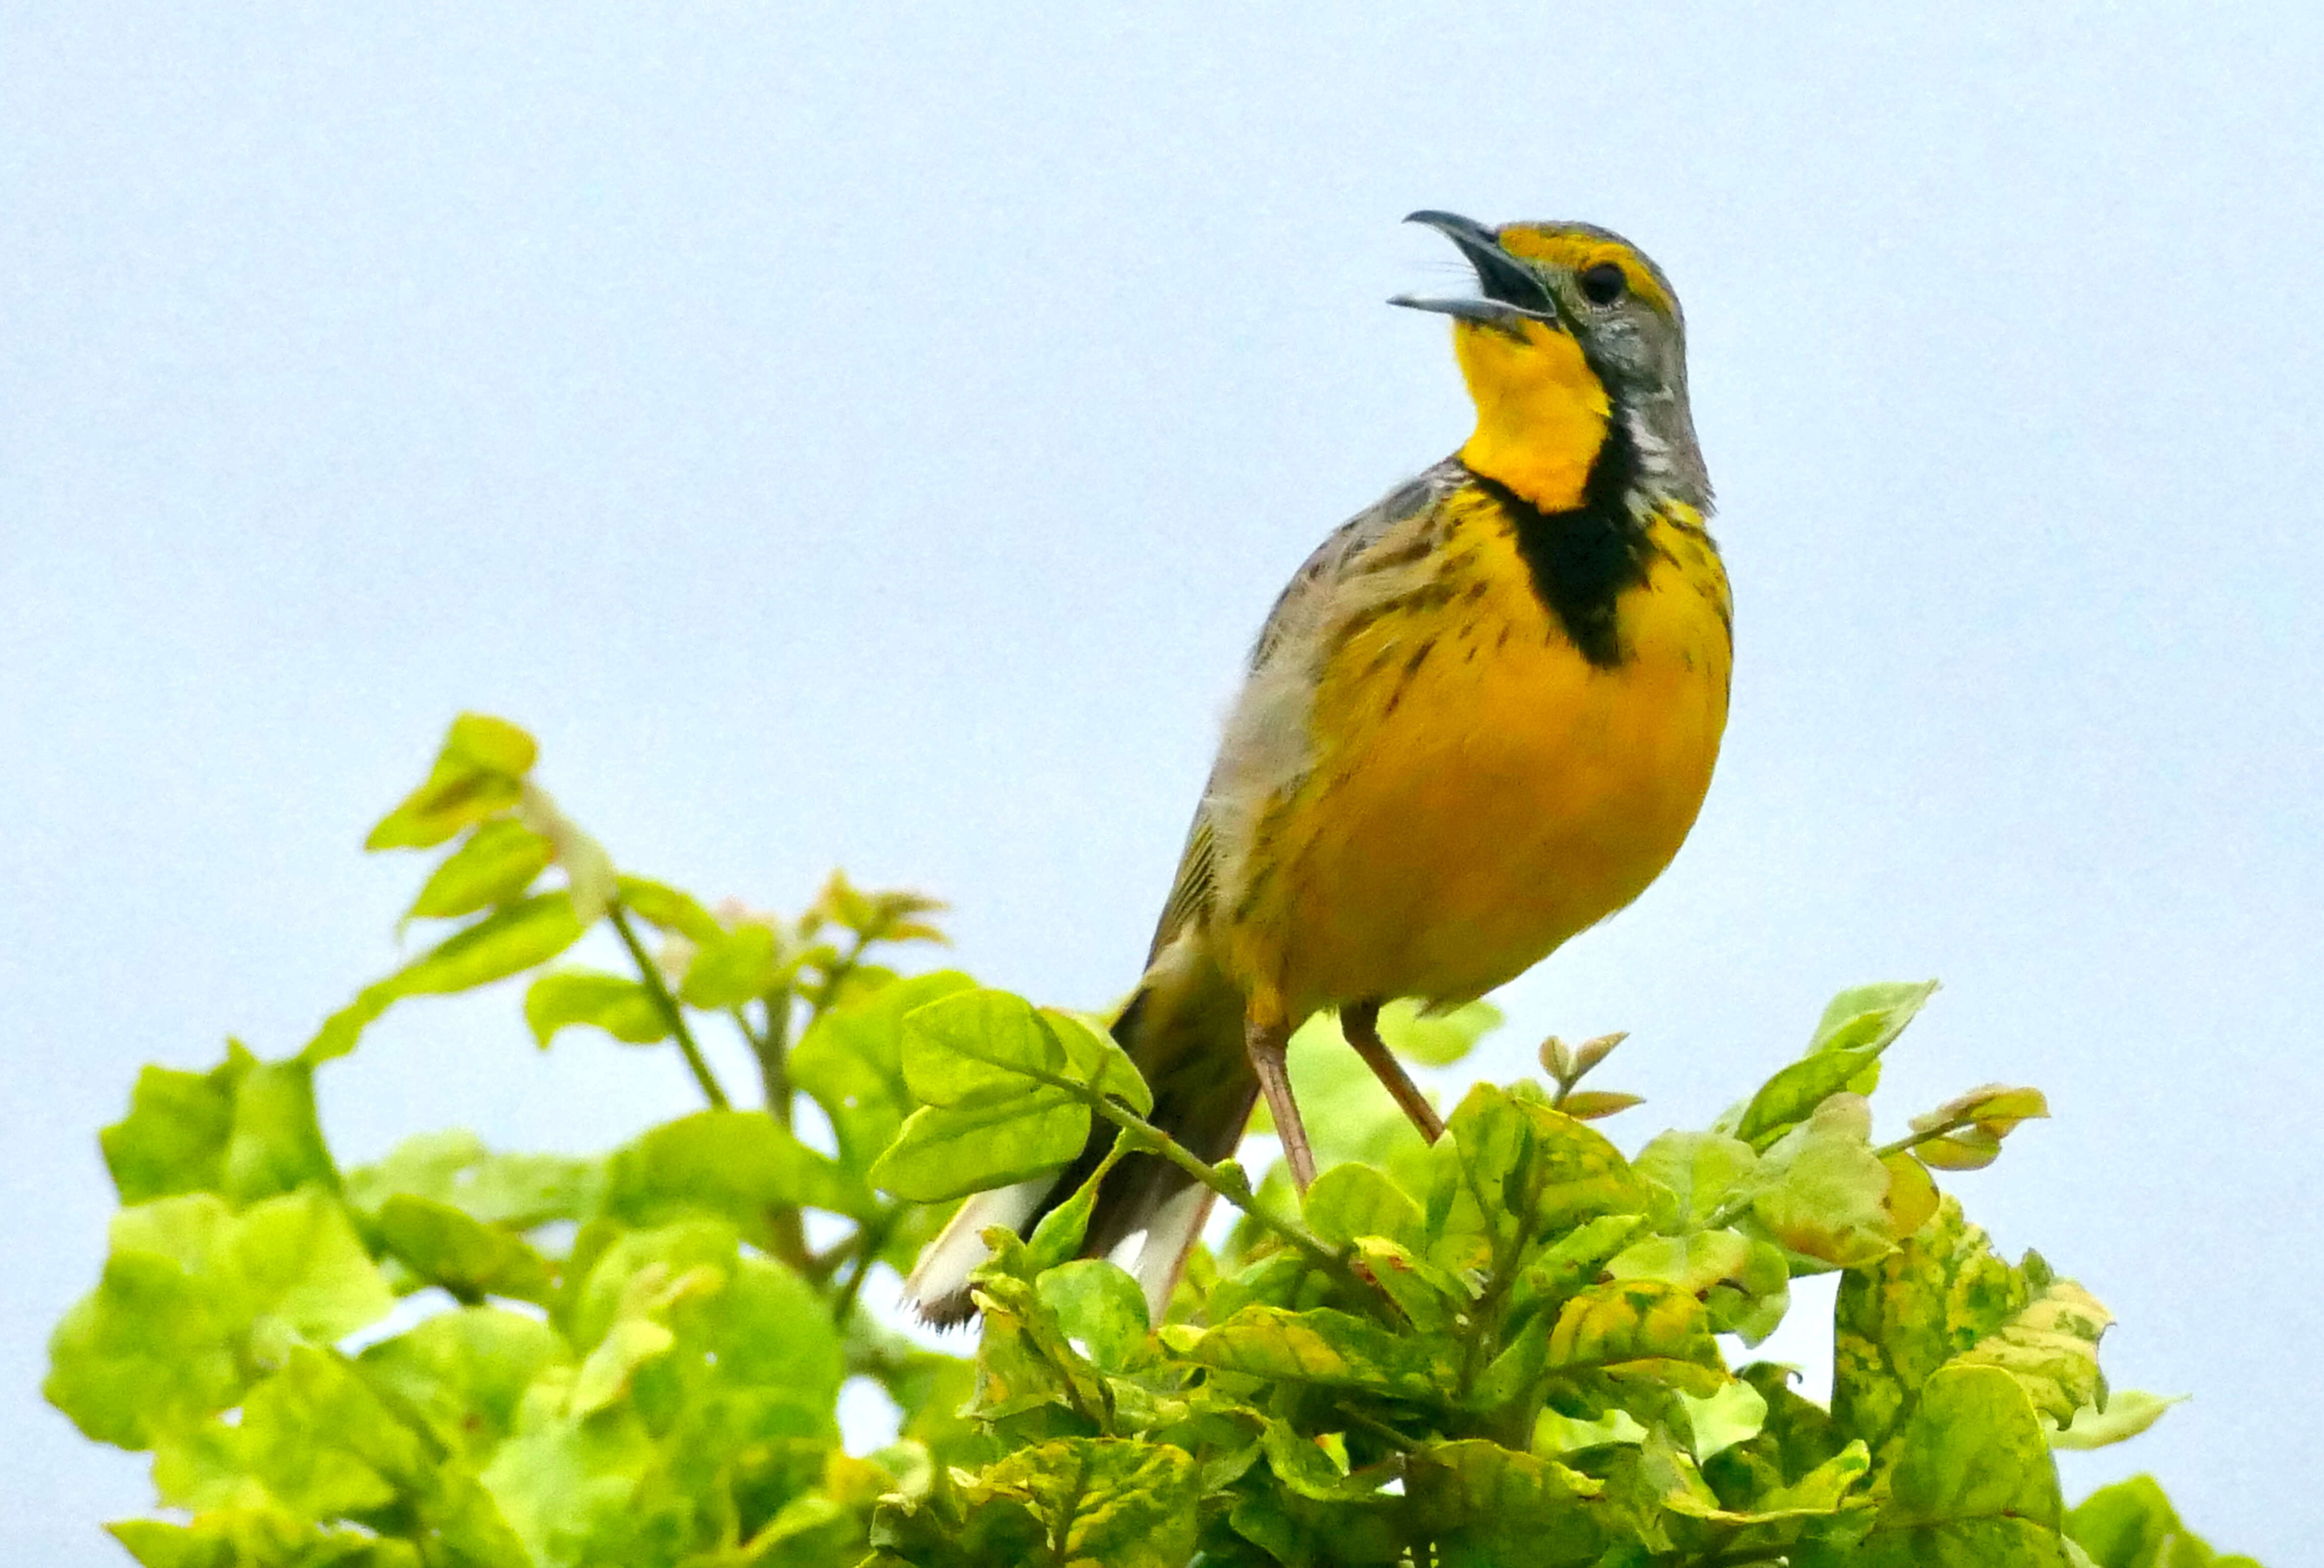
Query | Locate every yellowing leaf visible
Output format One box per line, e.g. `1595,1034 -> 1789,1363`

365,714 -> 538,851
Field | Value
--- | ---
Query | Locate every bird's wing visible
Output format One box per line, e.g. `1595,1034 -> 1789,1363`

1142,459 -> 1465,962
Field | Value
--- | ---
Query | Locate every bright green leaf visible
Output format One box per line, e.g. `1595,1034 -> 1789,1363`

344,1130 -> 600,1231
2046,1389 -> 2185,1451
1303,1161 -> 1424,1251
356,1306 -> 568,1463
99,1045 -> 254,1205
1161,1305 -> 1458,1400
601,1109 -> 878,1237
1746,1094 -> 1901,1270
792,969 -> 979,1172
303,893 -> 586,1064
679,921 -> 783,1009
365,714 -> 537,852
869,1088 -> 1087,1203
1632,1129 -> 1759,1232
1036,1260 -> 1150,1369
614,875 -> 726,942
1851,1363 -> 2065,1564
239,1344 -> 430,1517
1680,1377 -> 1770,1460
899,988 -> 1069,1105
1373,997 -> 1503,1066
374,1194 -> 556,1304
524,968 -> 669,1048
404,819 -> 553,923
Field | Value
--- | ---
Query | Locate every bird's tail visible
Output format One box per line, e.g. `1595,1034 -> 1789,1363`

903,941 -> 1252,1327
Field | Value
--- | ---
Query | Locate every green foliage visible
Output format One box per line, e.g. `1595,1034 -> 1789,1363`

47,716 -> 2261,1565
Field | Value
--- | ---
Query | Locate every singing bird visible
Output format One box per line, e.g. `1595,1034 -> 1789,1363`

908,212 -> 1731,1326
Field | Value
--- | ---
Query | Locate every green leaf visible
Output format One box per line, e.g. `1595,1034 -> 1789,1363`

404,818 -> 554,923
977,1438 -> 1200,1568
1161,1305 -> 1458,1400
2066,1474 -> 2260,1567
1732,980 -> 1939,1149
524,967 -> 669,1048
228,1189 -> 401,1344
48,1187 -> 401,1451
365,713 -> 538,852
1809,979 -> 1942,1056
221,1059 -> 338,1206
1036,1260 -> 1150,1370
100,1044 -> 254,1205
1260,1419 -> 1389,1502
1303,1161 -> 1424,1251
1745,1094 -> 1901,1270
1835,1195 -> 2111,1455
1405,1440 -> 1615,1567
374,1194 -> 556,1304
615,874 -> 727,941
1350,1235 -> 1472,1334
46,1242 -> 247,1449
679,921 -> 783,1009
1679,1378 -> 1770,1460
355,1306 -> 568,1463
900,988 -> 1069,1104
1373,997 -> 1503,1066
111,1513 -> 425,1568
569,1316 -> 677,1417
1040,1008 -> 1155,1116
1631,1129 -> 1759,1232
1532,1405 -> 1649,1456
1546,1279 -> 1726,1392
1435,1084 -> 1648,1267
869,1088 -> 1088,1203
1952,1273 -> 2114,1428
303,892 -> 588,1064
792,970 -> 979,1173
600,1109 -> 879,1236
102,1047 -> 338,1210
344,1130 -> 600,1231
1844,1363 -> 2065,1565
2046,1389 -> 2185,1451
240,1343 -> 432,1517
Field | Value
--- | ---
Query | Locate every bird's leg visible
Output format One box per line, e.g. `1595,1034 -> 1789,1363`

1245,1013 -> 1316,1191
1342,1000 -> 1446,1144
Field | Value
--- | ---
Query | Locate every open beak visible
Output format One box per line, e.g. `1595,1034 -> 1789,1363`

1390,209 -> 1565,331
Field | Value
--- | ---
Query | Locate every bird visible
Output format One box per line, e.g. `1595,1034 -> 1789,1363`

906,211 -> 1732,1327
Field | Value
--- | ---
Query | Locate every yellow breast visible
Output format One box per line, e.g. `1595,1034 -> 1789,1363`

1223,487 -> 1731,1019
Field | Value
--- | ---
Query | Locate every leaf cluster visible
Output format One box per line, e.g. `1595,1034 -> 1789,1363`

46,716 -> 2263,1566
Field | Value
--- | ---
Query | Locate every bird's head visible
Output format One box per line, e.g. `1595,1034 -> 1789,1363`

1394,212 -> 1707,516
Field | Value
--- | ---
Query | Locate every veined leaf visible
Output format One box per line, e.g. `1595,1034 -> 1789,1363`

303,893 -> 587,1064
869,1088 -> 1087,1203
365,714 -> 538,852
524,968 -> 668,1048
403,818 -> 552,923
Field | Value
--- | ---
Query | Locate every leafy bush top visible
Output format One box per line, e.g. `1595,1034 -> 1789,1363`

45,717 -> 2260,1567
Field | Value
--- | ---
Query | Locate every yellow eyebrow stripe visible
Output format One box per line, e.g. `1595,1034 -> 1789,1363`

1495,227 -> 1676,316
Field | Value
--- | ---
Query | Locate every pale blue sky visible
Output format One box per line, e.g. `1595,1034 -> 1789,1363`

6,6 -> 2320,1560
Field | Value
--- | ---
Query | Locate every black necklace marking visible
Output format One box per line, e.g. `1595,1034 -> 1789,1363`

1466,410 -> 1656,670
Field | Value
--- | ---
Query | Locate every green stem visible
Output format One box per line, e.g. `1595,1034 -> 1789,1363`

735,1001 -> 793,1126
1074,1092 -> 1348,1279
1873,1121 -> 1972,1161
831,1210 -> 893,1327
609,904 -> 730,1111
811,933 -> 872,1019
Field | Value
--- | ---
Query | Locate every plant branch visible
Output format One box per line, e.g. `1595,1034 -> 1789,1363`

831,1210 -> 894,1328
609,903 -> 730,1110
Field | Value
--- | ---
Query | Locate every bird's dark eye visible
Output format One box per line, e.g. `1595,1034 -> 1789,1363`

1578,261 -> 1628,306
